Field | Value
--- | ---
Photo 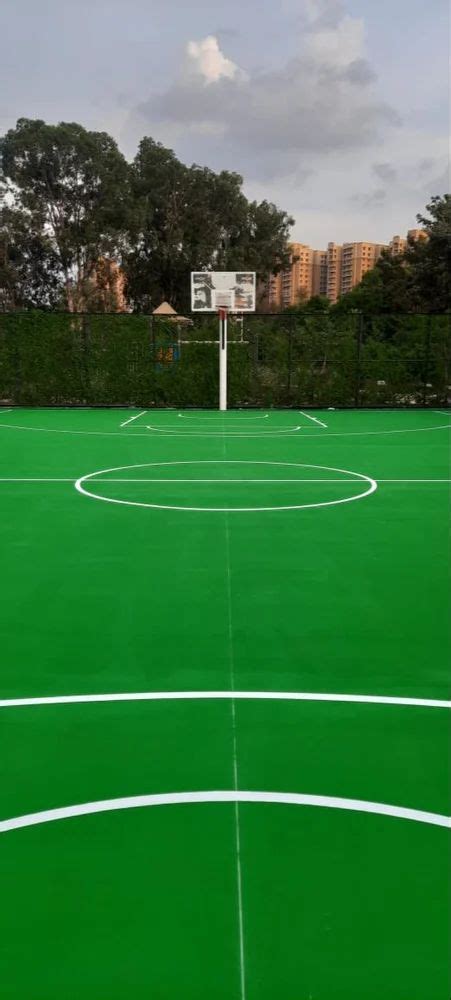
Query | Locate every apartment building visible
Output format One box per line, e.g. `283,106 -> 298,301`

312,250 -> 328,297
389,235 -> 407,256
339,242 -> 387,300
267,228 -> 427,307
389,229 -> 428,257
326,242 -> 342,304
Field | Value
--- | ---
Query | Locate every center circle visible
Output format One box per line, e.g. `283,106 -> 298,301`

75,462 -> 377,513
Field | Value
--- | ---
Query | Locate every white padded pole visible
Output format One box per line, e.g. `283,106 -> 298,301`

219,308 -> 228,411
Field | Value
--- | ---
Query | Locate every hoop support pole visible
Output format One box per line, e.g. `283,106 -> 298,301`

218,308 -> 228,411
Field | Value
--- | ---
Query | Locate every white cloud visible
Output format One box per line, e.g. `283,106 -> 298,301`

128,3 -> 447,247
186,35 -> 243,84
138,16 -> 398,171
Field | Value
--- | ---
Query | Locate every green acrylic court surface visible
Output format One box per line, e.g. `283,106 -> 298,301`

0,407 -> 450,1000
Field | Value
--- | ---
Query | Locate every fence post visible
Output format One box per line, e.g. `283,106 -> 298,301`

287,317 -> 294,403
445,315 -> 451,407
81,315 -> 90,402
354,310 -> 363,407
422,314 -> 432,406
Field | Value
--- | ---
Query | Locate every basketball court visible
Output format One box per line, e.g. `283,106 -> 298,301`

1,404 -> 450,999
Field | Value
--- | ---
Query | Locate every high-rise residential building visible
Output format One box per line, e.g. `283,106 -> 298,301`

276,243 -> 315,307
339,242 -> 387,300
312,250 -> 328,297
266,228 -> 427,307
326,242 -> 342,304
389,229 -> 428,257
389,235 -> 407,256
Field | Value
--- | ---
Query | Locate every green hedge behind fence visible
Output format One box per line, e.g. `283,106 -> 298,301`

0,311 -> 449,407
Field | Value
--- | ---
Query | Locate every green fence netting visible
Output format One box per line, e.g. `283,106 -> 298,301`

0,311 -> 449,408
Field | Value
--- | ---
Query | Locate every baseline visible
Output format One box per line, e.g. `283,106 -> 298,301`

1,791 -> 449,833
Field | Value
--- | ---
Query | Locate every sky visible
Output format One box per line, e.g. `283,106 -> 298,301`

0,0 -> 449,247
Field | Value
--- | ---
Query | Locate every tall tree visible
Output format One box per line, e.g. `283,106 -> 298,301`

332,252 -> 411,315
404,195 -> 451,312
0,118 -> 130,309
125,137 -> 293,311
335,195 -> 450,315
0,204 -> 61,309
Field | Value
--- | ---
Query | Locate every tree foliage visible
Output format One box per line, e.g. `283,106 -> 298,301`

0,118 -> 130,309
1,119 -> 448,316
125,138 -> 293,311
1,121 -> 293,312
404,195 -> 451,312
336,195 -> 450,316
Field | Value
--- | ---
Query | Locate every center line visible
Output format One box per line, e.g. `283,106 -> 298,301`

222,434 -> 247,1000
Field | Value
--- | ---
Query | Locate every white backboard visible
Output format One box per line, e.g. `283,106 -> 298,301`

191,271 -> 256,312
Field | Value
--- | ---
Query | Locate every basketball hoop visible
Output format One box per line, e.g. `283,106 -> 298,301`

190,272 -> 256,410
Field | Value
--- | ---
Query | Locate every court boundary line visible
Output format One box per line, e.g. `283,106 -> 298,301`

1,790 -> 449,833
0,418 -> 450,440
2,690 -> 449,709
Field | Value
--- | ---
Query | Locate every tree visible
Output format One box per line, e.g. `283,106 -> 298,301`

405,195 -> 451,312
0,118 -> 130,310
124,137 -> 293,311
332,252 -> 411,316
0,204 -> 61,309
335,195 -> 450,316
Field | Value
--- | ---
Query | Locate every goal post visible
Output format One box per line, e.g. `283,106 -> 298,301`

191,271 -> 256,411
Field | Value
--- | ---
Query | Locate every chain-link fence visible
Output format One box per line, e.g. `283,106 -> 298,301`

0,311 -> 449,407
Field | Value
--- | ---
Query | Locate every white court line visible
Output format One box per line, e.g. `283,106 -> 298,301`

89,478 -> 367,484
299,411 -> 328,428
0,478 -> 450,484
178,413 -> 269,421
1,690 -> 449,709
145,424 -> 302,436
378,479 -> 451,483
119,410 -> 147,428
0,478 -> 75,482
75,460 -> 377,512
1,791 -> 449,833
0,420 -> 450,440
226,551 -> 247,1000
221,423 -> 247,1000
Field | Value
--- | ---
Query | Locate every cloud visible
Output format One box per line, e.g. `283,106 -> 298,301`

125,2 -> 448,248
186,35 -> 245,84
373,162 -> 397,182
351,188 -> 387,208
301,0 -> 345,30
136,16 -> 399,179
